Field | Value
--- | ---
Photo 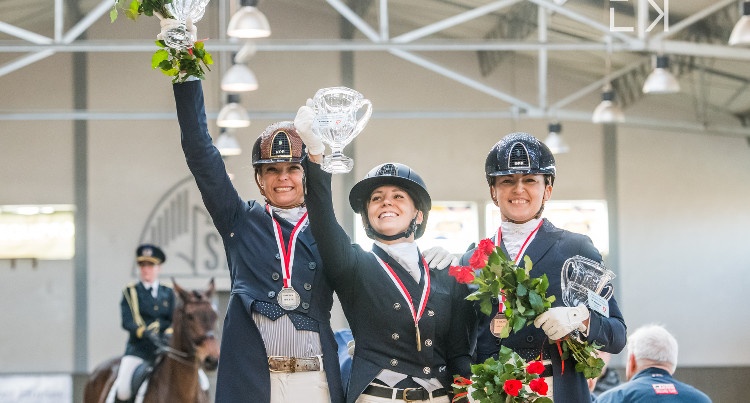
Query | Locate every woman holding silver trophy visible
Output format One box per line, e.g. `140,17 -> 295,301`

295,93 -> 475,403
460,132 -> 627,402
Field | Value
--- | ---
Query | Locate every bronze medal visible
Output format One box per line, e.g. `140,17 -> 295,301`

490,312 -> 509,337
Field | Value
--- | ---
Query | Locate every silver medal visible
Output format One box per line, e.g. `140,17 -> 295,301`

277,287 -> 301,310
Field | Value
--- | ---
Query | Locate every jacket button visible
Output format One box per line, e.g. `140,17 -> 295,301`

301,302 -> 310,309
308,262 -> 316,270
271,273 -> 280,281
391,333 -> 400,340
268,291 -> 276,298
424,339 -> 432,347
275,253 -> 281,260
427,310 -> 435,316
230,232 -> 235,237
390,359 -> 398,367
495,338 -> 501,345
526,336 -> 534,343
393,303 -> 401,310
303,283 -> 312,291
423,367 -> 431,375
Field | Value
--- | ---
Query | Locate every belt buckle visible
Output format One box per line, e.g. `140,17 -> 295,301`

268,356 -> 295,373
401,387 -> 416,403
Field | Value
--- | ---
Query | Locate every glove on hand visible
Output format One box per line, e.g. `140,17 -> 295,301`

294,99 -> 325,155
423,246 -> 458,270
533,304 -> 589,340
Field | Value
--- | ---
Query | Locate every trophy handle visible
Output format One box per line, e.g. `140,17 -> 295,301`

600,283 -> 614,300
353,99 -> 373,135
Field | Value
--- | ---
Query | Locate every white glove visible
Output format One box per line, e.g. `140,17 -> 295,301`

533,304 -> 589,341
423,246 -> 458,271
294,99 -> 325,155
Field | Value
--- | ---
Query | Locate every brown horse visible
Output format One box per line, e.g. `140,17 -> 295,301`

84,278 -> 220,403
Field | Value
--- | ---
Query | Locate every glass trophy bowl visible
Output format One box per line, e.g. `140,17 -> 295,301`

163,0 -> 211,50
311,87 -> 372,174
561,255 -> 616,308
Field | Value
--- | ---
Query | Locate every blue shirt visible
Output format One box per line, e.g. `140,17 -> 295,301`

595,367 -> 711,403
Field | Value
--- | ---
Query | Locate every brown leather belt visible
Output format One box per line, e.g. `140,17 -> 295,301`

362,384 -> 449,402
267,356 -> 321,373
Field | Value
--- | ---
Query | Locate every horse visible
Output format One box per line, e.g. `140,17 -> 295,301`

84,278 -> 220,403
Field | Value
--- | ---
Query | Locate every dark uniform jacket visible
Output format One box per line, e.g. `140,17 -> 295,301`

121,281 -> 175,361
595,367 -> 712,403
304,159 -> 475,403
461,219 -> 627,403
172,81 -> 344,403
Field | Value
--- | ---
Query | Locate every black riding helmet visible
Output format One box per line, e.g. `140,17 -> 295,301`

349,162 -> 431,240
485,132 -> 556,186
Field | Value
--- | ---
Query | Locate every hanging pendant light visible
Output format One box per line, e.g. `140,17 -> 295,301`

215,128 -> 242,156
217,94 -> 251,128
729,1 -> 750,45
642,55 -> 680,94
544,122 -> 570,154
227,0 -> 271,39
592,88 -> 624,124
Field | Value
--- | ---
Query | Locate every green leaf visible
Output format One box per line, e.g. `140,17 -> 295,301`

528,290 -> 544,312
151,49 -> 169,69
516,282 -> 527,297
109,8 -> 118,23
479,298 -> 492,316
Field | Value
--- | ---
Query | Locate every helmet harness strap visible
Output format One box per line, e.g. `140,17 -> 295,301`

364,213 -> 419,242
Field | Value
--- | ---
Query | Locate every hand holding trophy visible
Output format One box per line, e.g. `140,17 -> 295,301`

310,87 -> 372,174
110,0 -> 213,82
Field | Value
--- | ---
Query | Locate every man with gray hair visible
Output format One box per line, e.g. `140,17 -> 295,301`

596,324 -> 711,402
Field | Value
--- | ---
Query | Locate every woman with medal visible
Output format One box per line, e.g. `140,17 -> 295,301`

461,132 -> 627,402
171,80 -> 456,403
171,79 -> 343,403
294,106 -> 475,403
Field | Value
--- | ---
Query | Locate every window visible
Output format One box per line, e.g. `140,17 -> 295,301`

354,201 -> 479,254
485,200 -> 609,256
0,205 -> 75,259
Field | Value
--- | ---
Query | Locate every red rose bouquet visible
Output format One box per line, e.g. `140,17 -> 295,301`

452,346 -> 552,403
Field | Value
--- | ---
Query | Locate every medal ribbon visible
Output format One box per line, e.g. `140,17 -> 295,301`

372,252 -> 431,351
267,204 -> 309,289
495,219 -> 544,312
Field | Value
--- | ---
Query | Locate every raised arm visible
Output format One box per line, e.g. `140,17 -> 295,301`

172,80 -> 242,235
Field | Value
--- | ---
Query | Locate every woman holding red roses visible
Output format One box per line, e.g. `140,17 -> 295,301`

460,132 -> 627,402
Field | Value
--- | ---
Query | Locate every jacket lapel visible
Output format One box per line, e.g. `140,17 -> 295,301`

517,219 -> 562,269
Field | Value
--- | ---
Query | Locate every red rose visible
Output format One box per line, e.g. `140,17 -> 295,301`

468,249 -> 488,269
452,376 -> 473,387
503,379 -> 523,397
478,238 -> 495,256
526,360 -> 545,375
529,377 -> 549,395
449,265 -> 476,284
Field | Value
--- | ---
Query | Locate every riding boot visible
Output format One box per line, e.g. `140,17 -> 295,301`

114,397 -> 133,403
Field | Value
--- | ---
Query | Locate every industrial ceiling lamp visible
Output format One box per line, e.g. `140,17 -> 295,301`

642,55 -> 680,94
221,52 -> 258,92
592,86 -> 625,124
227,0 -> 271,39
217,94 -> 251,128
729,1 -> 750,45
544,122 -> 570,154
215,128 -> 242,156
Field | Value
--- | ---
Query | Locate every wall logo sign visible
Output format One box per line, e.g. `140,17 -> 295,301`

137,176 -> 227,278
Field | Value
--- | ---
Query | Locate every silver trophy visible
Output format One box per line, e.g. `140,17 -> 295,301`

561,255 -> 615,308
162,0 -> 211,50
311,87 -> 372,174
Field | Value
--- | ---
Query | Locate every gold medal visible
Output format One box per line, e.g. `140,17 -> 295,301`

490,312 -> 508,337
